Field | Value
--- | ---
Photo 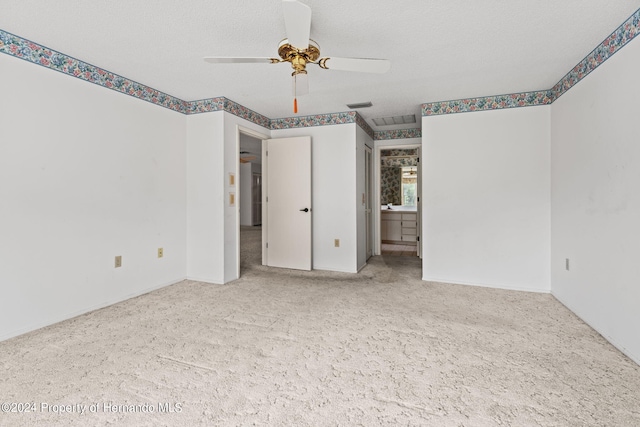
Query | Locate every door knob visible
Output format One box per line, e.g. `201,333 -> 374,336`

299,208 -> 309,212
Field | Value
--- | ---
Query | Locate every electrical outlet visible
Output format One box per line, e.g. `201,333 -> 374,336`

115,256 -> 122,268
565,258 -> 570,271
158,248 -> 164,258
334,239 -> 340,247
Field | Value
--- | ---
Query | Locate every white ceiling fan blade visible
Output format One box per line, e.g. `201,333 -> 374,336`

319,57 -> 391,74
204,57 -> 278,64
282,0 -> 311,50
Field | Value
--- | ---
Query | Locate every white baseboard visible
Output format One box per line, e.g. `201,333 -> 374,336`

313,266 -> 358,274
552,292 -> 640,366
0,277 -> 187,343
186,275 -> 224,285
421,276 -> 551,294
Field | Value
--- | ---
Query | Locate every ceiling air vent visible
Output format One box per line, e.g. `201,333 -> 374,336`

346,101 -> 373,109
372,114 -> 416,127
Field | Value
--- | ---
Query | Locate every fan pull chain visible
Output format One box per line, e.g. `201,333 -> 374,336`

293,75 -> 298,114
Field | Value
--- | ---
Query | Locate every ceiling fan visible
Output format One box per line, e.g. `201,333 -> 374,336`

204,0 -> 391,114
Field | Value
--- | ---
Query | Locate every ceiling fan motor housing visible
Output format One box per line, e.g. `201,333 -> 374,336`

278,39 -> 320,74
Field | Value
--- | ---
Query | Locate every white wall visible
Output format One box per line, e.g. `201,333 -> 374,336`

186,111 -> 270,284
271,124 -> 358,273
186,112 -> 225,283
422,106 -> 551,292
0,54 -> 187,340
550,36 -> 640,364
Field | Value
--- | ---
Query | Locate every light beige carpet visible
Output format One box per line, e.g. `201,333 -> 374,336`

1,226 -> 639,426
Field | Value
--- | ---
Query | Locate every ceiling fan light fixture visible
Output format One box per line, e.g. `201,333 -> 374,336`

278,38 -> 320,64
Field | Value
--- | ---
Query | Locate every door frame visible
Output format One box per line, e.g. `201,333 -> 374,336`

365,145 -> 373,260
374,141 -> 422,257
236,125 -> 270,279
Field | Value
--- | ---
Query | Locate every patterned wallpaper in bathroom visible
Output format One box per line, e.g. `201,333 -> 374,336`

380,149 -> 418,205
381,167 -> 401,205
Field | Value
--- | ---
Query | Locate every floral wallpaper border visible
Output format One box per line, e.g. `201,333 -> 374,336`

0,29 -> 271,131
269,111 -> 380,139
354,112 -> 375,140
0,29 -> 188,113
422,91 -> 554,116
185,97 -> 226,114
552,8 -> 639,100
270,111 -> 355,129
422,7 -> 640,117
4,7 -> 639,130
224,98 -> 271,129
375,129 -> 422,140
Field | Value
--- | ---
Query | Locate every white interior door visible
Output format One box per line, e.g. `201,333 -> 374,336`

265,136 -> 312,270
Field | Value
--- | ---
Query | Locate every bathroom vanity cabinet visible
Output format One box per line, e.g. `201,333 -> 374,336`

381,210 -> 417,244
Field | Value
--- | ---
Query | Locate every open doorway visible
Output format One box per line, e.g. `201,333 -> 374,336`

375,145 -> 421,258
237,127 -> 268,277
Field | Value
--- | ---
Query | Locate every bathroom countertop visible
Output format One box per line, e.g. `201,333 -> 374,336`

380,206 -> 417,212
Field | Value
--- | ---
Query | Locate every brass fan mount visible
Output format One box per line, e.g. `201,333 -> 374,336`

277,39 -> 321,75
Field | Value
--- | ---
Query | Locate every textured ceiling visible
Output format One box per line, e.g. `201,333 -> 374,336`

2,1 -> 640,131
